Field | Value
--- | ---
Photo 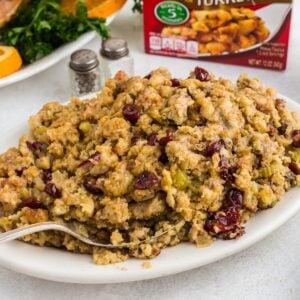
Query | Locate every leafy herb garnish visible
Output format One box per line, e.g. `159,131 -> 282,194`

0,0 -> 109,65
132,0 -> 143,13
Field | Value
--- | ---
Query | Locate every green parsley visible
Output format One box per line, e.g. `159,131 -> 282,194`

0,0 -> 109,65
132,0 -> 143,13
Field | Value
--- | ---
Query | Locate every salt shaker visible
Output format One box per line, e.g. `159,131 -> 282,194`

100,37 -> 134,80
69,49 -> 102,97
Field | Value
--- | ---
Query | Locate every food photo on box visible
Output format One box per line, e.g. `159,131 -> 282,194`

144,0 -> 292,70
0,0 -> 299,299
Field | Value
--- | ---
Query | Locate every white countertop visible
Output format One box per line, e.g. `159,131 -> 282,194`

0,2 -> 300,299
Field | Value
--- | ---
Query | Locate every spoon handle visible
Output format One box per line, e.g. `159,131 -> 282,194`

0,222 -> 63,243
0,222 -> 178,249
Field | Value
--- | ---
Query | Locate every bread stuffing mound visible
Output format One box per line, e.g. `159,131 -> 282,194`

0,67 -> 299,264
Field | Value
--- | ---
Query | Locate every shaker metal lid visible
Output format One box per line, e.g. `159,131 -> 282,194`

69,49 -> 99,71
101,37 -> 129,59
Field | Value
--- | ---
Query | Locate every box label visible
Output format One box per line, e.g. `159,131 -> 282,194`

155,1 -> 190,25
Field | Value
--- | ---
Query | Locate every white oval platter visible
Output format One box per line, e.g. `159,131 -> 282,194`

0,94 -> 299,284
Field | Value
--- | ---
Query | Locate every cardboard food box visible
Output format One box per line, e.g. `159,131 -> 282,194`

143,0 -> 292,70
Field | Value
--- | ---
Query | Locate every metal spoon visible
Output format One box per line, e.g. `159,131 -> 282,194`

0,221 -> 177,249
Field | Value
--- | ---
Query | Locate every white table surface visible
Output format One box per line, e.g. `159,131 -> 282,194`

0,2 -> 300,299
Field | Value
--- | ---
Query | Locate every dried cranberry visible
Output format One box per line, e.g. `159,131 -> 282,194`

289,162 -> 300,175
131,136 -> 139,146
220,167 -> 237,182
292,130 -> 300,137
15,167 -> 26,176
278,125 -> 287,136
42,170 -> 52,183
134,171 -> 159,190
292,140 -> 300,148
148,133 -> 158,146
222,226 -> 245,240
45,183 -> 61,198
171,78 -> 180,87
78,152 -> 101,167
219,156 -> 228,169
26,141 -> 46,154
223,188 -> 243,209
159,129 -> 174,146
122,104 -> 141,125
225,206 -> 241,224
194,67 -> 210,82
205,207 -> 244,240
26,141 -> 35,151
205,210 -> 234,233
159,151 -> 169,164
204,140 -> 224,157
292,130 -> 300,147
20,198 -> 42,209
83,177 -> 103,195
220,169 -> 234,182
277,123 -> 287,135
89,152 -> 101,162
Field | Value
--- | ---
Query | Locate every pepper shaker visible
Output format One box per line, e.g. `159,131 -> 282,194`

69,49 -> 102,97
100,37 -> 134,80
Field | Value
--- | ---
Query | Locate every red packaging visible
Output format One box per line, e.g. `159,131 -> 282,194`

143,0 -> 292,70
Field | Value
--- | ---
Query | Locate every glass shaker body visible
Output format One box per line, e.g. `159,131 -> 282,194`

100,54 -> 134,80
69,67 -> 102,97
100,37 -> 134,82
69,49 -> 102,97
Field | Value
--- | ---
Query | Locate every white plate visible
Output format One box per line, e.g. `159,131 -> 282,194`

0,94 -> 299,284
0,14 -> 116,89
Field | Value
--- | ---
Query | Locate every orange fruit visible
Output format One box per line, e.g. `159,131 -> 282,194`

61,0 -> 127,19
0,0 -> 24,28
0,46 -> 22,78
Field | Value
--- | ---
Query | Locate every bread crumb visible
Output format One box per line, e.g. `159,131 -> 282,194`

142,261 -> 152,269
